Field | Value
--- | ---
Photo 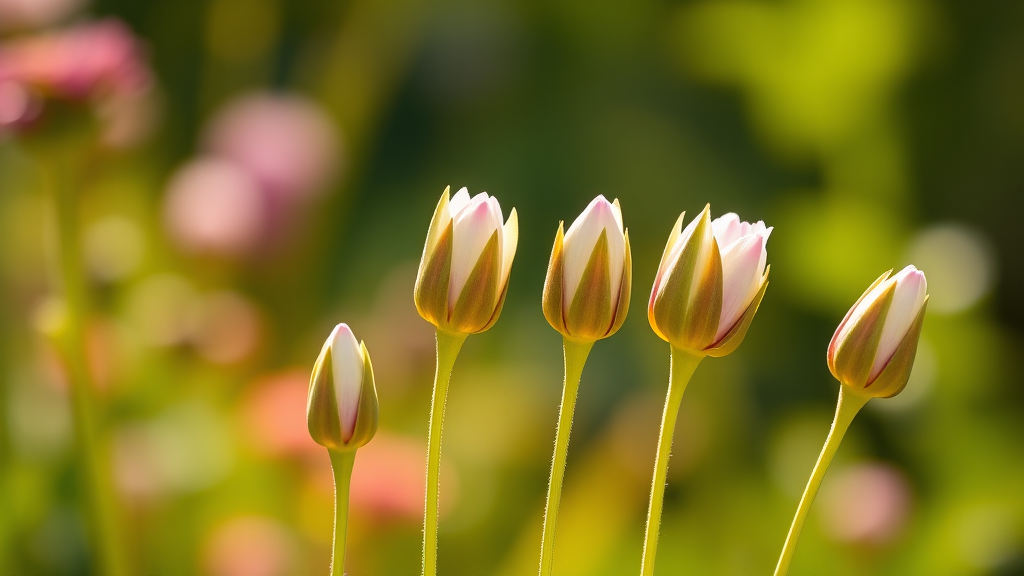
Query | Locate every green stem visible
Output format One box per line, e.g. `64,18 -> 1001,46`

537,337 -> 594,576
639,346 -> 705,576
47,152 -> 128,576
328,449 -> 356,576
422,330 -> 468,576
772,385 -> 870,576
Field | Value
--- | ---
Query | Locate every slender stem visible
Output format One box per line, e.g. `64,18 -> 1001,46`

422,330 -> 468,576
46,152 -> 128,576
537,337 -> 594,576
329,449 -> 357,576
639,346 -> 705,576
772,385 -> 870,576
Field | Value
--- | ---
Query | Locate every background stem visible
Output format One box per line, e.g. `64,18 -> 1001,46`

537,337 -> 594,576
639,346 -> 704,576
328,449 -> 356,576
772,386 -> 869,576
47,150 -> 129,576
422,330 -> 467,576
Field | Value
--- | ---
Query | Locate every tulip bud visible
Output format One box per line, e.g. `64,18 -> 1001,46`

828,266 -> 929,398
648,205 -> 771,356
307,323 -> 379,451
415,186 -> 519,334
542,195 -> 631,341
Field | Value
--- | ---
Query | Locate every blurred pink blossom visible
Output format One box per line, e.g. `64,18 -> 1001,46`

203,516 -> 294,576
203,92 -> 341,204
163,158 -> 267,256
350,432 -> 458,520
241,370 -> 321,457
820,462 -> 912,545
0,0 -> 84,32
0,19 -> 153,143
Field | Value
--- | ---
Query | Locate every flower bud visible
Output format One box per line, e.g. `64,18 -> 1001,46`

542,195 -> 631,341
828,266 -> 929,398
414,186 -> 519,334
307,323 -> 378,451
648,205 -> 771,356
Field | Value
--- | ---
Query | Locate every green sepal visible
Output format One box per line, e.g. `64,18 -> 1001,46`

651,207 -> 722,350
866,297 -> 928,398
307,346 -> 343,449
448,232 -> 499,333
828,269 -> 891,376
415,221 -> 453,328
480,273 -> 510,333
648,213 -> 685,343
343,341 -> 379,449
705,265 -> 770,357
831,281 -> 896,388
542,222 -> 567,334
606,229 -> 632,338
565,230 -> 613,340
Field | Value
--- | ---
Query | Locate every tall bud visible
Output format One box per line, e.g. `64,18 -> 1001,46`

828,266 -> 929,398
543,195 -> 631,342
307,323 -> 379,451
414,186 -> 519,335
648,205 -> 771,356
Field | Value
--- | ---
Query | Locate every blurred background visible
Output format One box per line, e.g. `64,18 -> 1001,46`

1,0 -> 1023,575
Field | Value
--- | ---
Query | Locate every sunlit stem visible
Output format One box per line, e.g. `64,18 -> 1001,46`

329,449 -> 356,576
46,151 -> 129,576
422,330 -> 468,576
537,337 -> 594,576
639,346 -> 705,576
772,385 -> 870,576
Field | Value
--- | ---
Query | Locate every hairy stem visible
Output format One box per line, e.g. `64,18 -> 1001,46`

537,337 -> 594,576
639,346 -> 704,576
772,385 -> 869,576
329,450 -> 356,576
422,330 -> 467,576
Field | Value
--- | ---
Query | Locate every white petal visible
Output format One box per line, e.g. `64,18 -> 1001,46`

329,323 -> 364,441
657,209 -> 705,301
448,187 -> 471,217
716,233 -> 765,340
610,198 -> 624,234
870,266 -> 928,379
712,213 -> 743,247
562,196 -> 624,309
449,194 -> 501,308
500,208 -> 518,288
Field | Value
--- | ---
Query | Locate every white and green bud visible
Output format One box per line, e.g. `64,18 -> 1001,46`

414,186 -> 519,335
307,323 -> 378,451
542,195 -> 631,342
828,266 -> 929,398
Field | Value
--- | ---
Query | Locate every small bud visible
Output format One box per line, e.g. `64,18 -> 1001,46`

828,266 -> 929,398
307,323 -> 378,451
543,195 -> 631,341
414,186 -> 519,335
648,205 -> 771,356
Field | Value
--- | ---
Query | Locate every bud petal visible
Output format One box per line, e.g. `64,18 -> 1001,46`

448,231 -> 500,333
542,222 -> 567,334
706,265 -> 769,357
307,324 -> 378,451
565,230 -> 613,339
606,229 -> 632,338
865,298 -> 928,398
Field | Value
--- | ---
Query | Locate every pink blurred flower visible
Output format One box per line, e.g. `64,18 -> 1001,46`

0,0 -> 84,32
240,370 -> 322,457
203,516 -> 294,576
163,158 -> 267,256
820,462 -> 912,545
0,19 -> 153,143
203,92 -> 341,204
350,432 -> 458,519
